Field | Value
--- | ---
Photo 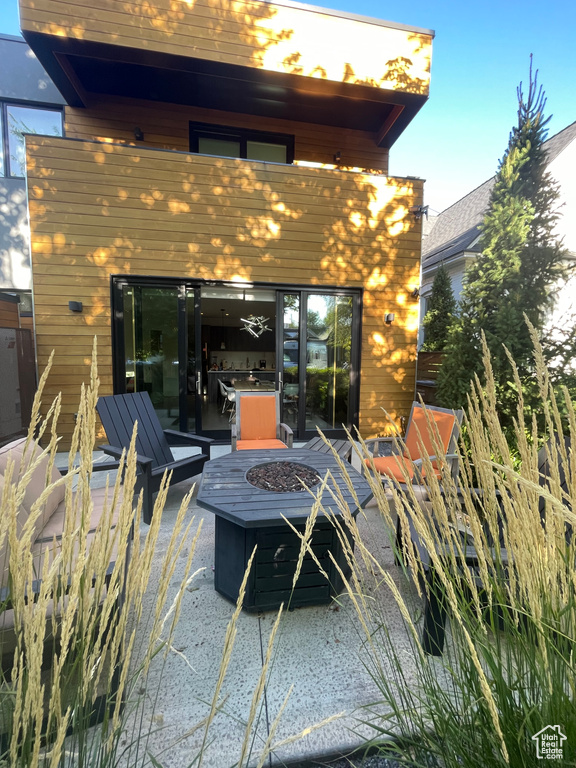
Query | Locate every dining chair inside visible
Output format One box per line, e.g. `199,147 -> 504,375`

218,379 -> 236,419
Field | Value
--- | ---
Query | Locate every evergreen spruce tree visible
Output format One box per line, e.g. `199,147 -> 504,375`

421,263 -> 457,351
436,59 -> 571,430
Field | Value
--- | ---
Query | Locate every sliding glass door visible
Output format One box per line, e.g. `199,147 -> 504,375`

118,283 -> 200,433
279,293 -> 300,432
114,279 -> 360,440
277,290 -> 360,439
305,293 -> 353,432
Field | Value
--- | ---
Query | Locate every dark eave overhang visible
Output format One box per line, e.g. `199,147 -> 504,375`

22,31 -> 428,147
422,249 -> 478,276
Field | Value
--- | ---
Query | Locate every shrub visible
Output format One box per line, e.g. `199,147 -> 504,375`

305,367 -> 349,425
421,264 -> 457,352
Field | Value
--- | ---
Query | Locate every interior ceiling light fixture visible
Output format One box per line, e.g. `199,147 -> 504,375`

240,315 -> 271,338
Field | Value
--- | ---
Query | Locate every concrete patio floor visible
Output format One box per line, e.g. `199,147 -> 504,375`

67,444 -> 422,768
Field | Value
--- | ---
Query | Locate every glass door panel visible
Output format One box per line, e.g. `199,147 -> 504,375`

199,284 -> 277,436
122,285 -> 180,430
185,288 -> 200,433
305,294 -> 353,432
280,293 -> 300,430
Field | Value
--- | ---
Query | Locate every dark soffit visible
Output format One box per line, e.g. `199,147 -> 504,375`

23,31 -> 427,147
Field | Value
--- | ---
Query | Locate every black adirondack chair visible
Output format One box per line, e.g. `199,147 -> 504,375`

96,392 -> 213,523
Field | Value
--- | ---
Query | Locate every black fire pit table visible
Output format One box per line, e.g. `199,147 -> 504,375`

197,448 -> 373,611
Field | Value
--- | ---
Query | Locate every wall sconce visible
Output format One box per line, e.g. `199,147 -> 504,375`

409,205 -> 429,221
68,301 -> 83,313
411,287 -> 420,299
333,151 -> 342,165
134,127 -> 144,141
385,313 -> 395,324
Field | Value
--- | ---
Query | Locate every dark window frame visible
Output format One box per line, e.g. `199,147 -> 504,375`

0,100 -> 64,178
189,121 -> 294,164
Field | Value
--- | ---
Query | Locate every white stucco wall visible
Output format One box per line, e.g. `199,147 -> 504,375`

548,141 -> 576,256
545,140 -> 576,343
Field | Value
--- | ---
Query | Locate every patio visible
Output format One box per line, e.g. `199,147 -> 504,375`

72,443 -> 421,768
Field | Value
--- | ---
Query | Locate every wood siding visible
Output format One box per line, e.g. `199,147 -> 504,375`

0,299 -> 19,329
65,95 -> 389,173
20,0 -> 432,97
27,136 -> 422,446
19,315 -> 34,334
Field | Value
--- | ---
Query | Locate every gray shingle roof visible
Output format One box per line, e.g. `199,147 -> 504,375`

422,120 -> 576,271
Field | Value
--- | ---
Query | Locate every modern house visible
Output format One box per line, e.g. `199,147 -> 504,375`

419,120 -> 576,348
18,0 -> 433,447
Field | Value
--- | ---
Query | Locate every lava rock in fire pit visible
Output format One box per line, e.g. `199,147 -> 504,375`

246,461 -> 321,493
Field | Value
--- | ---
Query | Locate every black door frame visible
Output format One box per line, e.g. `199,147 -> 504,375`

276,289 -> 362,440
111,275 -> 362,440
111,280 -> 200,434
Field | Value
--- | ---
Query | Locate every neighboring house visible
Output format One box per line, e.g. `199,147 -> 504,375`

18,0 -> 433,448
0,36 -> 63,442
419,121 -> 576,348
0,33 -> 65,315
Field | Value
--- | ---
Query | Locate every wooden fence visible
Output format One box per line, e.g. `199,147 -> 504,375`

416,351 -> 445,405
0,328 -> 36,445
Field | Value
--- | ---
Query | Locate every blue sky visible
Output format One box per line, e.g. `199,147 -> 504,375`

2,0 -> 575,212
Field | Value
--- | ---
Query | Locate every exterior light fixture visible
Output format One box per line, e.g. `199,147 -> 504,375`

134,127 -> 144,141
333,151 -> 342,165
68,301 -> 83,312
240,315 -> 271,337
385,313 -> 395,324
409,205 -> 429,221
411,287 -> 420,298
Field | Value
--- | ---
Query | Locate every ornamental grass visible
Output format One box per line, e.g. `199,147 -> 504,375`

293,329 -> 576,766
4,329 -> 575,767
0,342 -> 206,767
0,343 -> 339,768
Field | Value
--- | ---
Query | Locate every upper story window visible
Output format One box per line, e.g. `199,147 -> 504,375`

190,122 -> 294,164
0,103 -> 63,178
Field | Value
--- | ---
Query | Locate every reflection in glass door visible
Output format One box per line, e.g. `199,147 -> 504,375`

305,294 -> 353,432
122,285 -> 191,431
281,293 -> 300,431
186,288 -> 199,433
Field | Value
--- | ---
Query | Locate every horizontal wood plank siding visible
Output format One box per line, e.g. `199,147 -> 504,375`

0,302 -> 19,328
27,136 -> 422,444
64,96 -> 389,173
20,316 -> 34,334
20,0 -> 432,97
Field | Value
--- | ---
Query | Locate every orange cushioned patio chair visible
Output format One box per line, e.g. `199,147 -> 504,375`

365,402 -> 463,485
231,391 -> 293,451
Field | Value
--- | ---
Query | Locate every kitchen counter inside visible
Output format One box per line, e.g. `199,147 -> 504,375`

207,370 -> 276,403
208,369 -> 275,374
